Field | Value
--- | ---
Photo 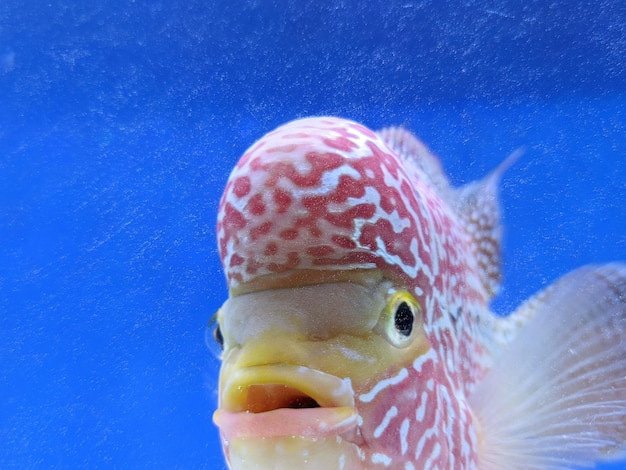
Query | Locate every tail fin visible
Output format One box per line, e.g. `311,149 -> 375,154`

471,264 -> 626,469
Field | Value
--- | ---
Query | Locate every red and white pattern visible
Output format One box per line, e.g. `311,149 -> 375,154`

217,117 -> 497,468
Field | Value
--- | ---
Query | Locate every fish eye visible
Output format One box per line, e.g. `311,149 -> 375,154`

213,324 -> 224,348
205,312 -> 224,359
376,291 -> 421,348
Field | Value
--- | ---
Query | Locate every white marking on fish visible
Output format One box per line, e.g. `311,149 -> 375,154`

415,390 -> 429,422
371,452 -> 392,466
425,442 -> 442,470
414,427 -> 437,461
400,417 -> 410,455
413,348 -> 437,372
358,368 -> 408,403
374,405 -> 398,438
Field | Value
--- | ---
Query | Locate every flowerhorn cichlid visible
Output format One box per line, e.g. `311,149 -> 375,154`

210,116 -> 626,469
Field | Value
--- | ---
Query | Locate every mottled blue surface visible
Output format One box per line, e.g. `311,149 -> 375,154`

1,1 -> 624,468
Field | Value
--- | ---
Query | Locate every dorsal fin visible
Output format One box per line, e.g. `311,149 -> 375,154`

453,148 -> 524,298
379,123 -> 522,298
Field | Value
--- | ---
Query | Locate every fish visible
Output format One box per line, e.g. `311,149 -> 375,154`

210,116 -> 626,469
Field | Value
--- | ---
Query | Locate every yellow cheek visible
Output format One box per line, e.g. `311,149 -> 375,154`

220,327 -> 430,396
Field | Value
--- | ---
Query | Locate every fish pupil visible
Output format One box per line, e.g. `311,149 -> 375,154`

213,324 -> 224,349
395,302 -> 414,337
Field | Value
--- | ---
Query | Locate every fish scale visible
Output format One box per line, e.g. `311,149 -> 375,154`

212,117 -> 626,469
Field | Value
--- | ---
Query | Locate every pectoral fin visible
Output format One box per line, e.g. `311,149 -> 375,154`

471,264 -> 626,469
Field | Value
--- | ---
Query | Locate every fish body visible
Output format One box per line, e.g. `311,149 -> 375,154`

212,117 -> 626,469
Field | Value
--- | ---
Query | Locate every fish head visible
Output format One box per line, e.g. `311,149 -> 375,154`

213,117 -> 481,468
213,271 -> 431,468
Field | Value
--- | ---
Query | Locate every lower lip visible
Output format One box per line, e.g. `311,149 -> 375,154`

213,406 -> 358,440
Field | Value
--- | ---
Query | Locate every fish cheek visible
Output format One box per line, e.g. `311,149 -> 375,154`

317,328 -> 431,394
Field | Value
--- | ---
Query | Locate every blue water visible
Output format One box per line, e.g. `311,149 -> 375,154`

1,1 -> 624,468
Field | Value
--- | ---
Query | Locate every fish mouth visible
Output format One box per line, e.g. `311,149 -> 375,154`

213,364 -> 360,440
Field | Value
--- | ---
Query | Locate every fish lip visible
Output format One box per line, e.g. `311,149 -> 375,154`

219,363 -> 356,411
213,407 -> 359,440
215,364 -> 360,441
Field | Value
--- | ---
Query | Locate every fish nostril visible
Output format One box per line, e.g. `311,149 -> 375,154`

245,384 -> 320,413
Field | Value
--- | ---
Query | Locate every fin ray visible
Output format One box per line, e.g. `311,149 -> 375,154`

472,264 -> 626,469
453,148 -> 524,298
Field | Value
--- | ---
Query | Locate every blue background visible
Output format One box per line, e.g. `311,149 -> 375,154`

1,1 -> 624,468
